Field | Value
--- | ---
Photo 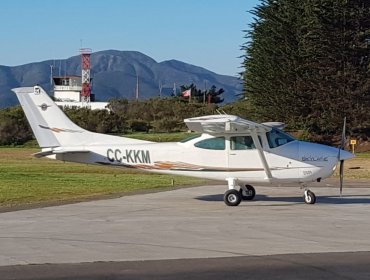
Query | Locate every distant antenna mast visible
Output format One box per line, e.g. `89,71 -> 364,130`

80,48 -> 92,106
159,80 -> 163,98
135,74 -> 139,100
49,65 -> 54,87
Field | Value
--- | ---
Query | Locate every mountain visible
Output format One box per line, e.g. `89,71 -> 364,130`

0,50 -> 242,108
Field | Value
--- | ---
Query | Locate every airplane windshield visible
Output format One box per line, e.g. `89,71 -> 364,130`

266,128 -> 295,148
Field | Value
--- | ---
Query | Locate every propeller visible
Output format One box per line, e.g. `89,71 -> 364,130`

338,117 -> 346,196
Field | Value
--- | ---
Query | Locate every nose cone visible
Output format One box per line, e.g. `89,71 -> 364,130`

298,141 -> 355,162
339,149 -> 355,161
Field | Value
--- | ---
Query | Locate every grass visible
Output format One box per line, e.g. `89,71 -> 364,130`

123,131 -> 199,142
355,151 -> 370,158
0,148 -> 211,208
333,152 -> 370,179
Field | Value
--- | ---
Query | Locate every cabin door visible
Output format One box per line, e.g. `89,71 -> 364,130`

227,136 -> 264,171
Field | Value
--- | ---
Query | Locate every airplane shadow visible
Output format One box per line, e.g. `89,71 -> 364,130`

195,194 -> 370,205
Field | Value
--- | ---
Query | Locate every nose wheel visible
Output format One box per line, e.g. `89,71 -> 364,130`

303,190 -> 316,204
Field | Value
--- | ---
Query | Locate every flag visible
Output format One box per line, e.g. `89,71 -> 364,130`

182,89 -> 191,97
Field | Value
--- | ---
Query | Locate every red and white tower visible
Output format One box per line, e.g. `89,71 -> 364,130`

80,48 -> 92,105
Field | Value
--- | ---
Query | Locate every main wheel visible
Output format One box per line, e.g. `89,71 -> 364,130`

303,190 -> 316,204
239,185 -> 256,200
224,189 -> 242,206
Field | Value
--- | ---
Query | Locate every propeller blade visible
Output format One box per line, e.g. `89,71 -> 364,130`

338,117 -> 346,196
339,160 -> 344,196
337,117 -> 347,160
340,117 -> 346,150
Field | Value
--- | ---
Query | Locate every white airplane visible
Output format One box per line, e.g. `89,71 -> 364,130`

13,85 -> 354,206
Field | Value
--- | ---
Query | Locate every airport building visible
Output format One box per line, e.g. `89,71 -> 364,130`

53,75 -> 109,110
53,48 -> 109,110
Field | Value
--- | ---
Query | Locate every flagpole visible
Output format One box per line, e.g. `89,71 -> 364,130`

203,81 -> 206,104
136,74 -> 139,100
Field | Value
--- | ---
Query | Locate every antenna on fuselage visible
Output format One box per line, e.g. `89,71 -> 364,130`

215,109 -> 227,115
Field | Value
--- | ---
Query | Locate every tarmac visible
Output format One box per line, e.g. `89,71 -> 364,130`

0,179 -> 370,279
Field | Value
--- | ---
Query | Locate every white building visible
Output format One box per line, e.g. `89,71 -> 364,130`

53,76 -> 109,110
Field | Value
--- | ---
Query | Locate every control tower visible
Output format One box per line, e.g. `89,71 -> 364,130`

53,50 -> 108,110
80,48 -> 92,106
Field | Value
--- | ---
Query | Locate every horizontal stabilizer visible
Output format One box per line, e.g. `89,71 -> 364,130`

33,148 -> 90,158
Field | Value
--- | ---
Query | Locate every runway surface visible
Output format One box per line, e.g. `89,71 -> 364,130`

0,179 -> 370,278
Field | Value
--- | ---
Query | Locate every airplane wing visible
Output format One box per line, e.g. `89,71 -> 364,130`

184,115 -> 271,134
262,122 -> 286,130
33,147 -> 90,158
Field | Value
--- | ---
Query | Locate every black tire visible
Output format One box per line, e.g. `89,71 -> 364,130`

224,189 -> 242,206
239,185 -> 256,200
303,190 -> 316,204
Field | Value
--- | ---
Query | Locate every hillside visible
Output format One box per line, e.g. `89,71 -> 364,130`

0,50 -> 242,108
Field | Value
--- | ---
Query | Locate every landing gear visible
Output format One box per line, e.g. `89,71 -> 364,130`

240,185 -> 256,200
303,189 -> 316,204
224,189 -> 242,206
224,178 -> 256,206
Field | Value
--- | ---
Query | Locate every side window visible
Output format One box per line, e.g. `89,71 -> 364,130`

230,136 -> 256,150
194,137 -> 225,150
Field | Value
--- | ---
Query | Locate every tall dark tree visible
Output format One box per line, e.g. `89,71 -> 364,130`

242,0 -> 370,138
0,106 -> 32,145
206,85 -> 225,104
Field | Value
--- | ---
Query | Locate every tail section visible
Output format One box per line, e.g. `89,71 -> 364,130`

13,86 -> 83,147
13,86 -> 152,149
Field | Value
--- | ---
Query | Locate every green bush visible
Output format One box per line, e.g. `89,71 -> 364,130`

0,106 -> 32,145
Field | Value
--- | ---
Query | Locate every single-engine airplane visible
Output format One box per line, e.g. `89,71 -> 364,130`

13,85 -> 354,206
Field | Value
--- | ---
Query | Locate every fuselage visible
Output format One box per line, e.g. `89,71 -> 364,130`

50,129 -> 354,186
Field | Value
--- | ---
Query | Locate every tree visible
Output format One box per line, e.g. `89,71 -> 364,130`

108,97 -> 217,132
0,106 -> 32,145
0,97 -> 218,145
242,0 -> 370,139
179,84 -> 224,104
63,107 -> 127,134
206,85 -> 224,104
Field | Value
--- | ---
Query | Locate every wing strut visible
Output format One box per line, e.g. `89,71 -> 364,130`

251,131 -> 272,179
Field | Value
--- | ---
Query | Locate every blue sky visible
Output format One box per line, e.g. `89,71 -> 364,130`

0,0 -> 259,76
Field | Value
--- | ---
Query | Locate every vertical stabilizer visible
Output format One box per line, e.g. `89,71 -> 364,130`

12,86 -> 87,148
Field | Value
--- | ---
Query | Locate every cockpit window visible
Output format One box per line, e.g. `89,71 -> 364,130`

230,136 -> 255,150
266,128 -> 295,148
194,137 -> 225,150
